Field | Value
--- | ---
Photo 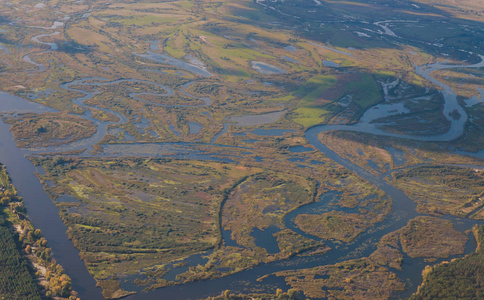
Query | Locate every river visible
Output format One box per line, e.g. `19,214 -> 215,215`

0,93 -> 105,299
1,30 -> 483,299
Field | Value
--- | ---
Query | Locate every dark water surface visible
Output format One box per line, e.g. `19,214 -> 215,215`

0,93 -> 104,300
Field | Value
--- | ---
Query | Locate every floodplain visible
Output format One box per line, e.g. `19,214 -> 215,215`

0,0 -> 483,299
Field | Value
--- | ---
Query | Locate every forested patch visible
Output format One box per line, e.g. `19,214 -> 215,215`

410,225 -> 484,299
0,215 -> 41,300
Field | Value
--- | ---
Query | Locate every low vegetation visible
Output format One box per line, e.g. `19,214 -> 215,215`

3,112 -> 96,148
273,213 -> 470,300
410,225 -> 484,299
394,166 -> 484,217
201,288 -> 298,300
275,257 -> 405,299
32,156 -> 257,296
400,216 -> 467,258
295,211 -> 372,243
0,0 -> 482,298
222,173 -> 315,248
295,177 -> 391,243
31,152 -> 396,295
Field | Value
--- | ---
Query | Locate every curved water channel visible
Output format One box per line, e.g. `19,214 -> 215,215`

2,30 -> 483,299
22,31 -> 60,73
123,53 -> 484,298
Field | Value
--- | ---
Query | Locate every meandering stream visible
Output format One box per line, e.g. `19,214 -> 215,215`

1,29 -> 483,299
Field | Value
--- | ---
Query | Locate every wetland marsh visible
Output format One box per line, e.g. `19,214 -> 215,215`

0,0 -> 483,299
